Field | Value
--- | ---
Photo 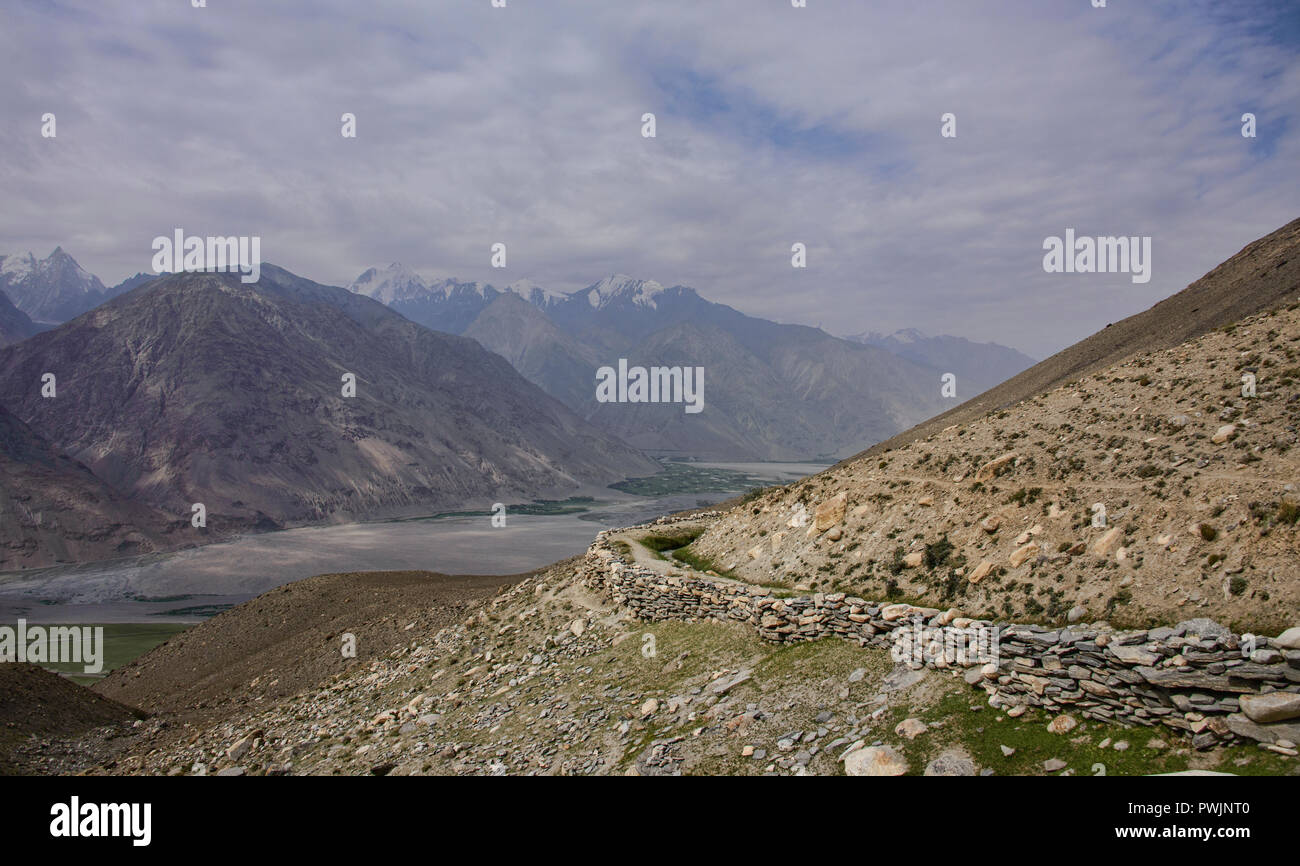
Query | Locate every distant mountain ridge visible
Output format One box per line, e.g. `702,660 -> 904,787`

0,248 -> 131,324
350,268 -> 1032,461
845,328 -> 1037,400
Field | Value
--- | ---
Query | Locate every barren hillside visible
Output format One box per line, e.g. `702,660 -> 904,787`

689,300 -> 1300,632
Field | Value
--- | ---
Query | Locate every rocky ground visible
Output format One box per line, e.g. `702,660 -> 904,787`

689,303 -> 1300,633
11,538 -> 1296,777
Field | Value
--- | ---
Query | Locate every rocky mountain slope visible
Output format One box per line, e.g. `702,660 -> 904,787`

0,265 -> 657,530
0,663 -> 142,775
687,297 -> 1300,633
856,217 -> 1300,460
0,248 -> 123,324
0,404 -> 176,569
355,270 -> 962,460
0,290 -> 40,347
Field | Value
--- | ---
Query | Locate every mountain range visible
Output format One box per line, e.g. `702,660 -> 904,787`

0,248 -> 140,324
348,267 -> 1036,460
0,265 -> 656,560
0,247 -> 1036,462
845,328 -> 1037,400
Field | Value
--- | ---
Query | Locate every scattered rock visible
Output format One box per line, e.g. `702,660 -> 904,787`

1240,692 -> 1300,724
894,718 -> 928,740
1047,714 -> 1078,735
924,748 -> 976,776
814,493 -> 848,532
1212,424 -> 1237,444
844,745 -> 909,777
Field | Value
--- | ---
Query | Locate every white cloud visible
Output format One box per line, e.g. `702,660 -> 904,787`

0,0 -> 1296,357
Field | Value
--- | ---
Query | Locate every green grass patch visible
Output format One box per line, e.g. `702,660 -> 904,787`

40,622 -> 192,686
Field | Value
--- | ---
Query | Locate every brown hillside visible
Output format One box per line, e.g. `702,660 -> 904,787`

93,569 -> 529,728
0,663 -> 141,775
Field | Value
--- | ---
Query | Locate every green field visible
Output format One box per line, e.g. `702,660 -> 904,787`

38,622 -> 192,686
609,461 -> 774,497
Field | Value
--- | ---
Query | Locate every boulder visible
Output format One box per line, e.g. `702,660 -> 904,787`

1239,692 -> 1300,724
968,560 -> 994,584
1047,714 -> 1078,735
1009,543 -> 1039,568
1225,713 -> 1300,745
1092,527 -> 1122,557
924,748 -> 976,776
894,718 -> 928,740
844,745 -> 909,776
975,452 -> 1017,483
1274,627 -> 1300,650
814,493 -> 848,531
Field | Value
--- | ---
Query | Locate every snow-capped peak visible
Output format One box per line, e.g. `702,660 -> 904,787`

586,274 -> 665,309
505,278 -> 569,308
889,328 -> 927,344
348,263 -> 431,304
0,251 -> 36,281
444,280 -> 497,299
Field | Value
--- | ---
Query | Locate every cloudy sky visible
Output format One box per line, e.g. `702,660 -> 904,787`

3,0 -> 1298,357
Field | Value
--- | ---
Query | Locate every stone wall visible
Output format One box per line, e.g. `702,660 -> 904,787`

581,516 -> 1300,753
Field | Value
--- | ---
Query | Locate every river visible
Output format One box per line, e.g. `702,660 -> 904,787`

0,461 -> 826,623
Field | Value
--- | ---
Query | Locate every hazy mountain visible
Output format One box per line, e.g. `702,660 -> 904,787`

108,272 -> 159,295
350,268 -> 953,460
846,328 -> 1037,399
0,290 -> 40,347
349,266 -> 504,334
0,247 -> 117,323
0,404 -> 175,569
463,292 -> 601,410
0,265 -> 657,530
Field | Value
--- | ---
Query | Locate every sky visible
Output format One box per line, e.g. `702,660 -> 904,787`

2,0 -> 1298,358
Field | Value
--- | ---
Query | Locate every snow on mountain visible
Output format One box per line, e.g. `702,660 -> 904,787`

348,263 -> 432,304
581,274 -> 666,310
0,247 -> 109,322
505,278 -> 570,309
848,328 -> 928,345
0,252 -> 36,282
